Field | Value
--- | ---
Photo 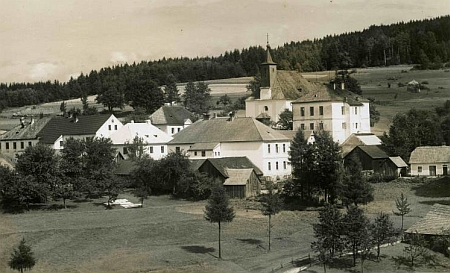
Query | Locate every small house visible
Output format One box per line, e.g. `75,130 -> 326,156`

148,105 -> 193,136
409,146 -> 450,176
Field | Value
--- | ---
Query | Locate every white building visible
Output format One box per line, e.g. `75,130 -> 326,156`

292,86 -> 371,144
37,114 -> 123,150
148,105 -> 193,136
167,116 -> 291,181
409,146 -> 450,176
110,122 -> 173,160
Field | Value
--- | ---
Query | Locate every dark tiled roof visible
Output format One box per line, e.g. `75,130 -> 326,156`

168,117 -> 289,145
37,114 -> 113,144
192,157 -> 263,177
409,146 -> 450,164
406,204 -> 450,235
149,106 -> 193,125
0,117 -> 51,141
357,145 -> 389,159
293,84 -> 366,106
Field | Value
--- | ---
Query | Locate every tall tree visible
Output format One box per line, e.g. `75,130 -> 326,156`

342,205 -> 371,266
288,129 -> 310,201
182,81 -> 211,117
131,157 -> 156,206
371,212 -> 396,259
204,185 -> 235,259
127,78 -> 164,114
394,193 -> 411,231
260,181 -> 282,251
164,74 -> 180,104
311,204 -> 344,259
341,153 -> 374,207
8,238 -> 36,273
276,109 -> 293,130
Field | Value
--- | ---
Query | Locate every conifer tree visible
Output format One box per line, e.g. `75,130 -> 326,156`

394,193 -> 411,231
8,238 -> 36,273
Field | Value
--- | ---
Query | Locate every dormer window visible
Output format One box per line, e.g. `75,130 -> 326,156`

264,106 -> 269,112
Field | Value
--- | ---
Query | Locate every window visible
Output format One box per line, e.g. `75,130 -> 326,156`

194,151 -> 198,156
283,144 -> 286,153
28,142 -> 32,147
171,128 -> 175,134
20,142 -> 24,149
161,146 -> 165,153
275,144 -> 279,153
264,106 -> 269,112
319,122 -> 324,130
114,125 -> 117,130
341,106 -> 345,115
276,162 -> 279,170
310,107 -> 314,116
418,166 -> 422,173
123,147 -> 128,154
6,142 -> 9,150
319,106 -> 324,115
175,147 -> 180,153
108,125 -> 111,130
150,146 -> 154,153
354,107 -> 358,115
201,151 -> 206,157
268,162 -> 271,171
283,161 -> 287,170
300,123 -> 305,130
300,107 -> 305,117
267,144 -> 271,154
13,142 -> 17,149
309,123 -> 314,130
342,122 -> 346,129
59,141 -> 63,147
178,128 -> 181,132
355,123 -> 358,129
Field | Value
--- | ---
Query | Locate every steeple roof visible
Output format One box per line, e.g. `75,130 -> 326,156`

262,44 -> 276,65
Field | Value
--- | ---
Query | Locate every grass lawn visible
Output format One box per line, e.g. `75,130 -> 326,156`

1,179 -> 450,273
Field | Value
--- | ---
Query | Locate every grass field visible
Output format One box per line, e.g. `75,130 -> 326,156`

1,178 -> 450,273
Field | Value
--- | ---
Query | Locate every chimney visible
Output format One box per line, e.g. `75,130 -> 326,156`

341,82 -> 345,90
333,82 -> 336,90
20,117 -> 25,128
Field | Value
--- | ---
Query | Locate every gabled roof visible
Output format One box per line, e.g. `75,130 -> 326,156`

192,157 -> 263,177
409,146 -> 450,164
168,117 -> 289,144
406,204 -> 450,235
223,168 -> 254,186
110,122 -> 172,145
292,84 -> 367,106
389,156 -> 408,168
355,145 -> 389,159
37,114 -> 114,144
0,117 -> 51,141
341,133 -> 383,156
149,106 -> 193,126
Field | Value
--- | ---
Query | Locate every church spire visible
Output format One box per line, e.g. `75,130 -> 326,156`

264,33 -> 275,64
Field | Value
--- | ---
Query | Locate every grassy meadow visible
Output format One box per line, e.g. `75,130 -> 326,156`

1,178 -> 450,273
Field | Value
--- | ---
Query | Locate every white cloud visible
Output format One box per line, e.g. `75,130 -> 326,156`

110,51 -> 138,64
29,62 -> 58,81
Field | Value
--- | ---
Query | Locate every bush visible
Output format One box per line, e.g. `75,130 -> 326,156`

421,81 -> 429,85
398,82 -> 406,87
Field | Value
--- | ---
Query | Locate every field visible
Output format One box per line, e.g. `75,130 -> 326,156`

1,178 -> 450,273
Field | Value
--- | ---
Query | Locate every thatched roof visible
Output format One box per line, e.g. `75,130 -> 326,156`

409,146 -> 450,164
406,204 -> 450,235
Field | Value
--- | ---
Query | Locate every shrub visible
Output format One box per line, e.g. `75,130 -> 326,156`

421,81 -> 429,85
398,82 -> 406,87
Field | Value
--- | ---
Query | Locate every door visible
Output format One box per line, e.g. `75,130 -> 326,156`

443,165 -> 448,176
429,166 -> 437,176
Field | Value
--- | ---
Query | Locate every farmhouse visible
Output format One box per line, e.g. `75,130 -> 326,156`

168,116 -> 291,181
409,146 -> 450,176
245,43 -> 317,124
148,105 -> 193,136
192,157 -> 262,198
341,133 -> 382,156
36,114 -> 123,150
110,121 -> 173,160
345,145 -> 407,177
292,83 -> 371,144
406,203 -> 450,240
0,116 -> 51,160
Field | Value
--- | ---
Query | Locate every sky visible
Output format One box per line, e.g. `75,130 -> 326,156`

0,0 -> 449,83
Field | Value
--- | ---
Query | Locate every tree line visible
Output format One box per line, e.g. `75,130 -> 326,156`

1,15 -> 449,113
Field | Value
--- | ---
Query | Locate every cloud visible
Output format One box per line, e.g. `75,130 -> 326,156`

110,51 -> 138,64
29,62 -> 58,81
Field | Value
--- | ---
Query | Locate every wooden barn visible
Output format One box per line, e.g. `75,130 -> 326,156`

345,146 -> 407,177
192,157 -> 262,198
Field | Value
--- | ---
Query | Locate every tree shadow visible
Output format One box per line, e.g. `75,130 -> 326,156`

420,199 -> 450,206
237,238 -> 263,245
42,204 -> 78,211
181,245 -> 215,255
412,177 -> 450,198
328,256 -> 354,270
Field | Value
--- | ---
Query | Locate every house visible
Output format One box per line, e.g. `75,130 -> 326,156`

148,105 -> 193,136
192,157 -> 262,198
409,146 -> 450,176
405,204 -> 450,243
292,83 -> 371,144
341,133 -> 383,156
345,146 -> 407,177
245,43 -> 315,124
168,116 -> 291,181
110,121 -> 173,160
0,116 -> 51,160
36,114 -> 123,150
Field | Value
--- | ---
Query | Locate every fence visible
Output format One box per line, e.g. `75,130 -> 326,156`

271,253 -> 320,273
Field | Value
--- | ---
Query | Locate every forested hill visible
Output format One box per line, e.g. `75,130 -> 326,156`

1,15 -> 449,112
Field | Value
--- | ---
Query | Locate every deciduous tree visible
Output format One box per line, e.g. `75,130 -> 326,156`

277,109 -> 293,130
260,181 -> 282,251
342,205 -> 370,266
183,81 -> 211,117
394,193 -> 411,231
371,212 -> 396,259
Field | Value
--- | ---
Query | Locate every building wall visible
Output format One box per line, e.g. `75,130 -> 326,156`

96,115 -> 124,138
245,99 -> 292,123
115,144 -> 168,160
0,139 -> 39,155
410,163 -> 449,176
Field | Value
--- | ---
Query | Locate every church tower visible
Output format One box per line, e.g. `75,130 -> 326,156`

260,36 -> 277,99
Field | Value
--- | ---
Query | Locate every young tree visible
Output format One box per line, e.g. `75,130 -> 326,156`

260,181 -> 282,251
371,212 -> 396,260
311,204 -> 344,260
8,238 -> 36,273
131,157 -> 156,206
276,109 -> 293,130
340,154 -> 374,207
402,232 -> 435,268
204,185 -> 235,259
342,205 -> 370,266
125,136 -> 147,161
394,193 -> 411,231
